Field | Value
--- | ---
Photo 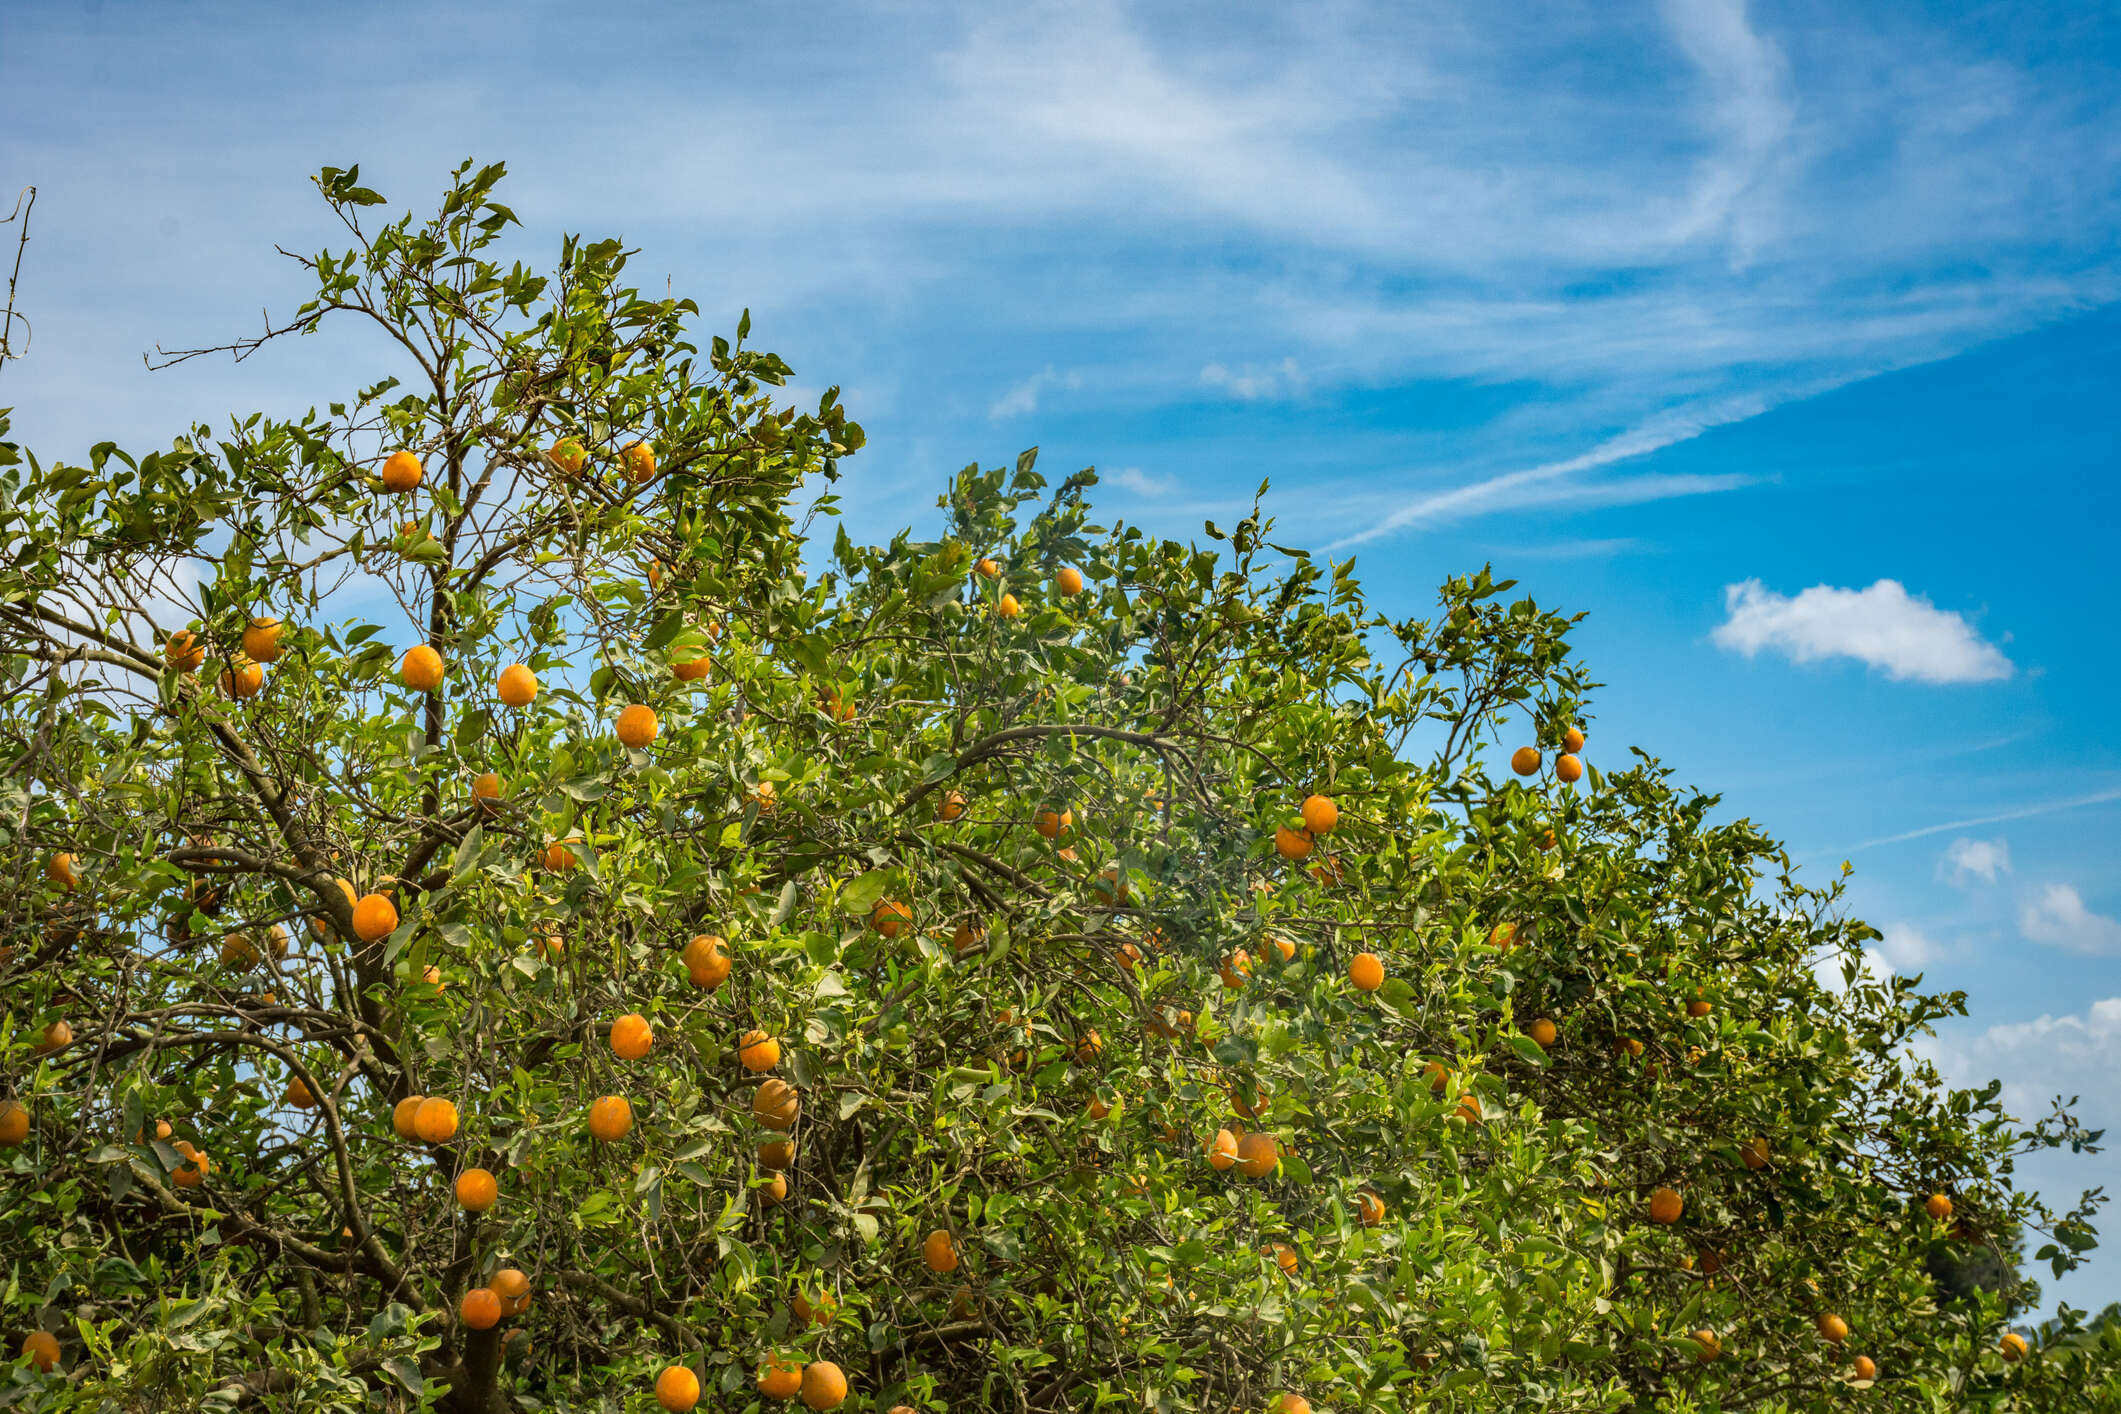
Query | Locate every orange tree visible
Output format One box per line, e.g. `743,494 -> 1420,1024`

0,162 -> 2114,1414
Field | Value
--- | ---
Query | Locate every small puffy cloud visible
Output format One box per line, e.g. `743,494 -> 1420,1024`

1711,579 -> 2013,684
989,367 -> 1080,420
1918,996 -> 2121,1124
1200,357 -> 1305,401
1107,466 -> 1174,496
2019,884 -> 2121,956
1940,836 -> 2012,886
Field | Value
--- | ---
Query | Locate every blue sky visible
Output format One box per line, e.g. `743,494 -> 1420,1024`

5,0 -> 2119,1311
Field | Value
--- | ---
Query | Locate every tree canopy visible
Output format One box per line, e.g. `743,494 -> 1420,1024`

0,161 -> 2114,1414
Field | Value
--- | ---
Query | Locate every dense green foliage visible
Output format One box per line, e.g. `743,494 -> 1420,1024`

0,162 -> 2114,1413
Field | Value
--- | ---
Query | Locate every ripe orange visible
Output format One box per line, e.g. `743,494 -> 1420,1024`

996,593 -> 1022,619
754,1078 -> 801,1130
751,779 -> 779,814
975,557 -> 1000,578
1818,1313 -> 1848,1344
456,1167 -> 499,1212
1274,826 -> 1314,861
758,1356 -> 804,1400
759,1172 -> 789,1206
45,853 -> 78,891
1510,746 -> 1541,776
1034,806 -> 1072,839
938,790 -> 967,821
1086,1096 -> 1112,1120
1648,1187 -> 1684,1224
546,438 -> 588,475
1851,1355 -> 1877,1382
1555,753 -> 1584,784
739,1030 -> 782,1072
609,1013 -> 654,1060
1220,949 -> 1254,989
869,900 -> 912,937
1056,567 -> 1084,596
1348,952 -> 1385,991
621,440 -> 657,483
1208,1128 -> 1239,1171
1235,1131 -> 1280,1178
1300,795 -> 1338,834
1092,867 -> 1130,905
460,1286 -> 502,1330
472,771 -> 502,804
672,650 -> 712,682
951,919 -> 986,954
1268,934 -> 1296,962
922,1228 -> 959,1273
1355,1190 -> 1386,1226
35,1020 -> 71,1054
286,1078 -> 318,1109
1528,1018 -> 1558,1049
1272,1397 -> 1310,1414
1487,921 -> 1518,950
1686,996 -> 1713,1018
496,663 -> 538,708
20,1330 -> 59,1373
755,1136 -> 796,1169
800,1361 -> 848,1411
615,704 -> 659,748
1739,1137 -> 1770,1171
172,1149 -> 212,1187
656,1365 -> 701,1412
413,1098 -> 460,1144
400,644 -> 444,692
1926,1193 -> 1953,1221
684,934 -> 732,989
540,839 -> 580,872
0,1101 -> 29,1146
221,655 -> 264,698
166,630 -> 205,672
490,1267 -> 532,1314
1564,725 -> 1586,753
381,450 -> 423,492
392,1096 -> 425,1140
588,1095 -> 633,1143
2000,1332 -> 2027,1361
1690,1330 -> 1721,1363
352,893 -> 399,943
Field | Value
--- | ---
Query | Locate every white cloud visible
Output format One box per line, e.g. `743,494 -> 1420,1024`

1199,357 -> 1305,401
1107,466 -> 1174,496
2019,884 -> 2121,957
1919,996 -> 2121,1123
989,367 -> 1080,420
1875,922 -> 1941,972
1711,579 -> 2014,684
1940,836 -> 2012,886
1849,788 -> 2121,852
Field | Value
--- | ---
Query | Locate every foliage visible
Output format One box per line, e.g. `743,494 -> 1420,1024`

0,161 -> 2113,1413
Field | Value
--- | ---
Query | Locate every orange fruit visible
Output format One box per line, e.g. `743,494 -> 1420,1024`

1056,567 -> 1084,596
975,558 -> 1000,578
540,839 -> 580,872
738,1030 -> 781,1072
2000,1332 -> 2028,1361
759,1172 -> 789,1206
455,1167 -> 498,1212
391,1096 -> 425,1140
750,779 -> 778,813
1563,725 -> 1586,753
793,1289 -> 837,1327
757,1137 -> 796,1171
45,853 -> 78,890
1690,1330 -> 1721,1363
35,1020 -> 71,1054
1033,806 -> 1072,839
546,438 -> 587,475
221,655 -> 264,698
656,1365 -> 702,1411
951,919 -> 986,954
938,790 -> 967,821
1273,1396 -> 1311,1414
753,1078 -> 801,1130
1648,1187 -> 1683,1224
471,771 -> 502,804
1086,1096 -> 1112,1120
869,900 -> 912,937
1355,1190 -> 1386,1226
1851,1355 -> 1877,1382
588,1095 -> 633,1143
1926,1193 -> 1953,1221
491,1268 -> 532,1313
1267,1242 -> 1298,1275
1274,826 -> 1313,861
758,1356 -> 803,1400
352,893 -> 399,942
1092,867 -> 1130,905
399,645 -> 444,692
496,663 -> 538,708
1527,1018 -> 1558,1048
1739,1137 -> 1769,1171
615,704 -> 659,749
1510,746 -> 1541,776
459,1287 -> 502,1330
1208,1128 -> 1239,1171
922,1228 -> 959,1273
1235,1131 -> 1280,1178
1686,996 -> 1713,1018
172,1149 -> 211,1187
1818,1313 -> 1849,1344
20,1330 -> 59,1373
1220,949 -> 1254,989
609,1013 -> 654,1060
413,1098 -> 459,1144
1555,753 -> 1584,784
673,651 -> 712,682
684,934 -> 732,989
1300,795 -> 1338,834
1348,952 -> 1385,991
621,440 -> 657,483
1116,941 -> 1141,971
381,450 -> 423,492
165,629 -> 205,672
996,593 -> 1022,619
285,1078 -> 318,1109
1268,934 -> 1296,962
1488,921 -> 1519,950
0,1101 -> 28,1146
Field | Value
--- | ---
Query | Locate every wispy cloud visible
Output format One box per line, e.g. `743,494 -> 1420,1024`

1940,837 -> 2012,886
2020,884 -> 2121,957
1107,466 -> 1174,497
989,367 -> 1081,420
1200,357 -> 1306,401
1713,578 -> 2014,684
1851,789 -> 2121,852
